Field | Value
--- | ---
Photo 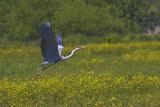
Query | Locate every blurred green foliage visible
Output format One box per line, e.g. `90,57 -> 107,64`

0,0 -> 160,41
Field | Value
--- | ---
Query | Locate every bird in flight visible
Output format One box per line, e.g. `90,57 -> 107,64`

39,21 -> 84,65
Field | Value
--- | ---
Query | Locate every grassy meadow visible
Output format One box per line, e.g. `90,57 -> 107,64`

0,41 -> 160,106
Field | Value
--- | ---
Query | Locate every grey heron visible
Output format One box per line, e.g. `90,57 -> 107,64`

39,21 -> 83,65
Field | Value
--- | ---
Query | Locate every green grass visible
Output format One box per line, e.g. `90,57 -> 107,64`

0,42 -> 160,79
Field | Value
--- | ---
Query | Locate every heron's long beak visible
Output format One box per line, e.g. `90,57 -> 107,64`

79,46 -> 86,49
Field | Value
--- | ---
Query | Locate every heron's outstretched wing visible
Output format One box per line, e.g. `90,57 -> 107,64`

56,34 -> 63,46
39,22 -> 61,64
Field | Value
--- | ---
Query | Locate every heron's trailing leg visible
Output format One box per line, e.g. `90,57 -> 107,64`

33,64 -> 53,79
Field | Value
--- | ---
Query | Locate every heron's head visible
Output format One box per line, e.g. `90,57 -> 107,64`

74,46 -> 85,51
72,46 -> 86,53
78,46 -> 86,49
74,47 -> 81,51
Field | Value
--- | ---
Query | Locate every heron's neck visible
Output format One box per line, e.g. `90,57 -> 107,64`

61,48 -> 80,60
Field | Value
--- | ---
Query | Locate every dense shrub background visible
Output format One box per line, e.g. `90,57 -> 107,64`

0,0 -> 160,41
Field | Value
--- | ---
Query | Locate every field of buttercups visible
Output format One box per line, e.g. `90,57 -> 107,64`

0,42 -> 160,106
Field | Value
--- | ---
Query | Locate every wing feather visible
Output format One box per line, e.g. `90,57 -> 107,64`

39,22 -> 61,64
